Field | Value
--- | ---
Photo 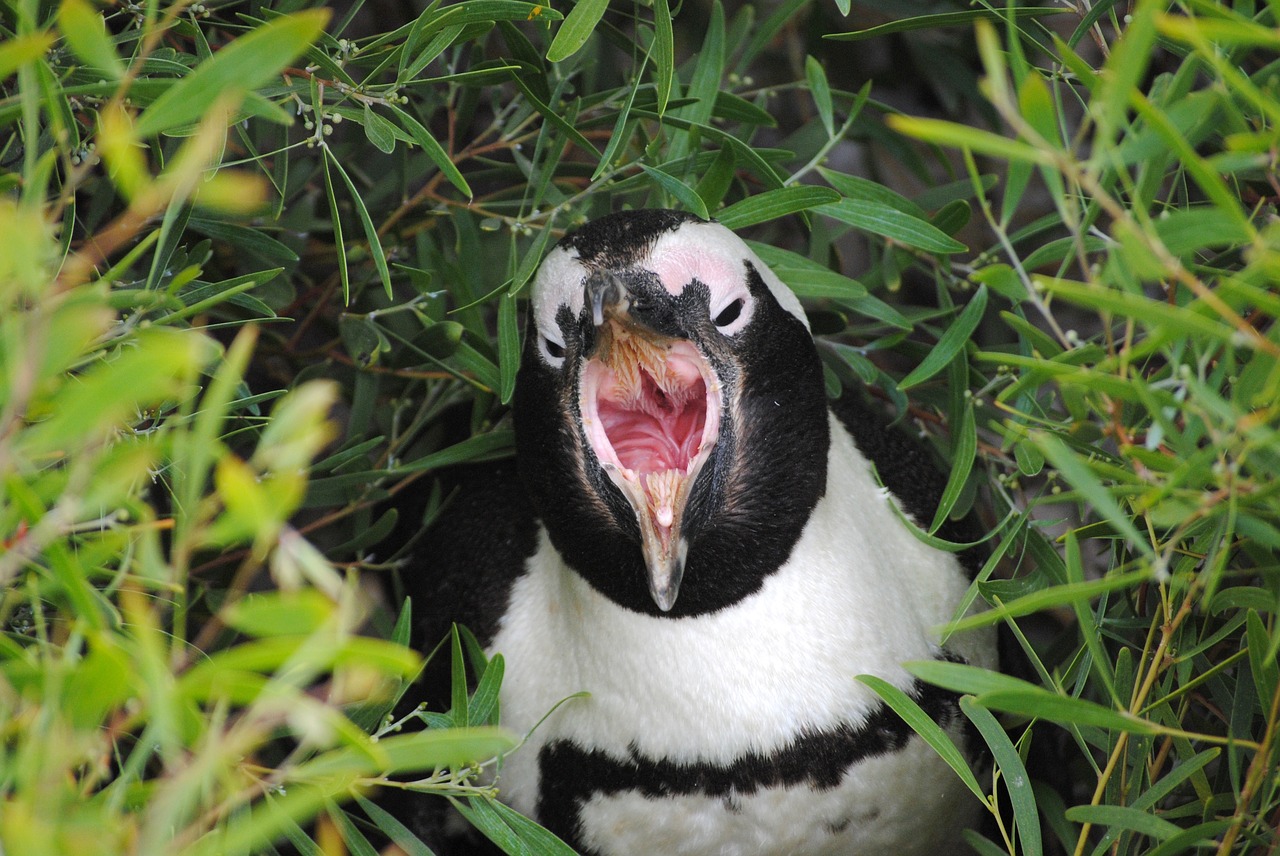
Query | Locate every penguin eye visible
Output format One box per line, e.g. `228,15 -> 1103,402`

713,298 -> 745,329
541,335 -> 566,367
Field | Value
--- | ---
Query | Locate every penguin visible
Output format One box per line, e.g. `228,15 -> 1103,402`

395,209 -> 998,855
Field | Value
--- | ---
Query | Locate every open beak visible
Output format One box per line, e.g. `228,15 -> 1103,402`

578,276 -> 722,611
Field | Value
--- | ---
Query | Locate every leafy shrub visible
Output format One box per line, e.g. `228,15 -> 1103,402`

1,0 -> 1277,854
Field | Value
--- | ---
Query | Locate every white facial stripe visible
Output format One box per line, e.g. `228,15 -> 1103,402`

531,246 -> 588,354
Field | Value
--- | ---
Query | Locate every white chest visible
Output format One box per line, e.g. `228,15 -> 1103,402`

486,415 -> 995,853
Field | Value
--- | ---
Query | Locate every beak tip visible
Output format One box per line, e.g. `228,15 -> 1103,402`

647,539 -> 688,613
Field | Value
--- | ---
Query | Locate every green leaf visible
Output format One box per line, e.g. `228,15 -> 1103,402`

497,292 -> 520,404
0,32 -> 54,80
325,147 -> 393,300
960,698 -> 1042,856
905,660 -> 1043,698
854,675 -> 986,803
1034,432 -> 1157,561
815,199 -> 967,254
716,186 -> 839,230
362,104 -> 398,154
819,166 -> 926,218
387,104 -> 471,198
58,0 -> 125,80
929,401 -> 976,533
298,727 -> 515,779
546,0 -> 609,62
1247,610 -> 1280,707
975,688 -> 1159,734
653,0 -> 674,114
352,794 -> 436,856
134,10 -> 329,138
223,591 -> 335,638
640,164 -> 711,220
898,286 -> 987,390
825,7 -> 1068,41
747,241 -> 867,301
887,116 -> 1056,166
1063,805 -> 1181,839
805,55 -> 834,138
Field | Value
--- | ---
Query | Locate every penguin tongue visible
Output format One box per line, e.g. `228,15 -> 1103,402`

580,331 -> 721,610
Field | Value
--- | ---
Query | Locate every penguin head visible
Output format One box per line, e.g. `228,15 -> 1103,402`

514,210 -> 829,617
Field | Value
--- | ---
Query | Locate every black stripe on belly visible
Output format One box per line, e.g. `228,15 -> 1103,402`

535,677 -> 969,851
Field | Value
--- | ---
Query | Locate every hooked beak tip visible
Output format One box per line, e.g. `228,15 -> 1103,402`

647,539 -> 688,612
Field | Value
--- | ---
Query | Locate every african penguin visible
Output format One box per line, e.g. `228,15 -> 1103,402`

398,209 -> 998,855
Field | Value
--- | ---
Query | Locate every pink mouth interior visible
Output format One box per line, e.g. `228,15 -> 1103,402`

596,368 -> 707,475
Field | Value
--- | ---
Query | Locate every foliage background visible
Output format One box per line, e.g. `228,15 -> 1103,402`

1,0 -> 1278,853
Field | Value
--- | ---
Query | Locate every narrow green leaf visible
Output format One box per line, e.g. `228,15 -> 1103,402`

387,104 -> 471,198
1066,532 -> 1120,706
485,800 -> 578,855
153,269 -> 282,325
469,653 -> 505,727
363,104 -> 397,154
653,0 -> 674,115
976,688 -> 1159,734
1095,0 -> 1157,145
942,568 -> 1151,633
819,166 -> 926,218
929,401 -> 976,533
389,431 -> 516,475
905,660 -> 1045,698
513,76 -> 600,157
960,698 -> 1043,856
352,794 -> 436,856
1034,432 -> 1156,561
324,804 -> 381,856
717,186 -> 839,230
497,292 -> 520,404
546,0 -> 609,62
58,0 -> 125,79
855,675 -> 986,803
319,152 -> 349,301
1246,609 -> 1280,707
511,220 -> 557,294
640,164 -> 711,220
695,145 -> 737,210
888,115 -> 1056,166
825,8 -> 1067,41
593,63 -> 643,180
0,32 -> 54,80
898,285 -> 987,390
134,10 -> 329,138
816,199 -> 967,254
449,625 -> 469,726
669,0 -> 723,162
1064,805 -> 1181,839
451,798 -> 524,855
805,55 -> 834,138
747,241 -> 867,301
1144,822 -> 1237,856
325,147 -> 393,299
631,110 -> 785,189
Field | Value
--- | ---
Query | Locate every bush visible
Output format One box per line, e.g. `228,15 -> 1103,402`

1,0 -> 1277,854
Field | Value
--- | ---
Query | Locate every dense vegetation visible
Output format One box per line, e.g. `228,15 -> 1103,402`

1,0 -> 1277,853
